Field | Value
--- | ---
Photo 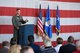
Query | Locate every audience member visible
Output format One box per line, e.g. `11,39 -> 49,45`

59,36 -> 76,53
10,37 -> 17,46
73,40 -> 80,53
0,41 -> 10,53
40,33 -> 57,53
8,44 -> 21,53
28,35 -> 40,53
21,46 -> 34,53
55,37 -> 63,53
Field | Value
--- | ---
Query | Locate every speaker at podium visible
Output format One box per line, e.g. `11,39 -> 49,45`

18,24 -> 34,46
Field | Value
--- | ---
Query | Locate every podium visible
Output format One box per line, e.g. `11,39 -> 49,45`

18,24 -> 34,46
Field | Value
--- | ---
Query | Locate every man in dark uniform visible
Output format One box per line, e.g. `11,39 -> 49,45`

59,36 -> 76,53
12,8 -> 28,44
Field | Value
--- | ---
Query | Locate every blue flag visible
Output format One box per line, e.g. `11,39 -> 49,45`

44,5 -> 52,38
56,6 -> 60,35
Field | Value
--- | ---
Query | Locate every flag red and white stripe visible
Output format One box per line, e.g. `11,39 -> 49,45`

37,17 -> 44,36
37,4 -> 44,36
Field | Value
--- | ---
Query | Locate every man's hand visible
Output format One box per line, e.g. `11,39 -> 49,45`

17,27 -> 19,29
25,19 -> 28,22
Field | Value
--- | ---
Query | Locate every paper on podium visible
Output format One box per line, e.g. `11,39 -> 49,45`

20,20 -> 26,24
20,20 -> 27,26
21,23 -> 27,26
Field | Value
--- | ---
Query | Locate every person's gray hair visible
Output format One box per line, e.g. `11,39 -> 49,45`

2,41 -> 10,47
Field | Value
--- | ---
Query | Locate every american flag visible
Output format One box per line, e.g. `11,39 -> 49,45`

37,4 -> 44,36
0,0 -> 80,46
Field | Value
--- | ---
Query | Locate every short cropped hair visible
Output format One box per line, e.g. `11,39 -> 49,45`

57,37 -> 63,44
10,37 -> 17,46
2,41 -> 10,47
28,35 -> 34,43
21,46 -> 32,53
67,36 -> 74,43
16,8 -> 20,11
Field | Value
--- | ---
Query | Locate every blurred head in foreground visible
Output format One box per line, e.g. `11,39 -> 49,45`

2,41 -> 10,49
9,44 -> 21,53
21,46 -> 34,53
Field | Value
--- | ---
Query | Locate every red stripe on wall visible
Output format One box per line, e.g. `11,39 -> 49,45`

0,7 -> 80,18
0,25 -> 80,34
0,25 -> 14,34
44,0 -> 80,3
35,25 -> 80,33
